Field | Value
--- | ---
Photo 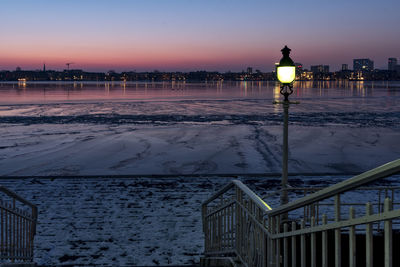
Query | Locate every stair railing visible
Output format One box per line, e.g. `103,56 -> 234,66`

0,185 -> 37,263
202,159 -> 400,267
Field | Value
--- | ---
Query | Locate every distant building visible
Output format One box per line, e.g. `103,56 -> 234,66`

388,58 -> 397,71
294,63 -> 303,78
353,58 -> 374,72
295,62 -> 303,72
342,64 -> 348,71
310,65 -> 329,73
246,67 -> 253,74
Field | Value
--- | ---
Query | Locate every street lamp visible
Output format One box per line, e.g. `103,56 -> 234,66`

276,45 -> 297,206
277,46 -> 296,101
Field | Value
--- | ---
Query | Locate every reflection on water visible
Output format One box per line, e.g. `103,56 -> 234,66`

0,80 -> 399,104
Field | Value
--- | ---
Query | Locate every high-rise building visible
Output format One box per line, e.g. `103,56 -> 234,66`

388,58 -> 397,71
342,64 -> 348,71
310,65 -> 329,73
353,59 -> 374,72
246,67 -> 253,74
294,63 -> 303,71
294,63 -> 303,76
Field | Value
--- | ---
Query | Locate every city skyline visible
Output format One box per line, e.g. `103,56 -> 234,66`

1,0 -> 400,72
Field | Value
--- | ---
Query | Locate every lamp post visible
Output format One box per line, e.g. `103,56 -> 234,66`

276,45 -> 296,206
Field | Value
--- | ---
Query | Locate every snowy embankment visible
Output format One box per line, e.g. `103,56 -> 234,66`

0,175 -> 352,266
3,174 -> 399,266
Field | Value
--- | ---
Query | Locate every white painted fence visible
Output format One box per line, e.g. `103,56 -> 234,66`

202,159 -> 400,267
0,185 -> 37,263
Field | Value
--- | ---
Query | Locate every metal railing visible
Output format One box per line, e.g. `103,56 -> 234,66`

202,180 -> 272,267
0,185 -> 37,263
202,159 -> 400,267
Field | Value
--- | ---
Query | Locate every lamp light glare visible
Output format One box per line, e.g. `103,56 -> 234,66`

277,66 -> 296,84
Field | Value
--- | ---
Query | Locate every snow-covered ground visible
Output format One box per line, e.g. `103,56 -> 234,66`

3,174 -> 400,266
0,175 -> 340,266
0,81 -> 398,265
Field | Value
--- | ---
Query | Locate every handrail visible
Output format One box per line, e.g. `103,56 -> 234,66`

202,159 -> 400,267
203,180 -> 272,212
0,185 -> 37,211
268,158 -> 400,216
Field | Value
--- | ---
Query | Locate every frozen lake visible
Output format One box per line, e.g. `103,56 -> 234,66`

0,81 -> 399,176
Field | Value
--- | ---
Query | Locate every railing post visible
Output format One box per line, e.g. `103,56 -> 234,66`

322,214 -> 328,267
349,207 -> 356,267
300,220 -> 306,267
268,216 -> 275,267
275,216 -> 281,267
236,186 -> 243,260
311,216 -> 316,267
283,223 -> 288,267
384,198 -> 392,267
291,221 -> 297,267
365,202 -> 373,267
334,194 -> 341,267
263,218 -> 268,267
202,204 -> 207,252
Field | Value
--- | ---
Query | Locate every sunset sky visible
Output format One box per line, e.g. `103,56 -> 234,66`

1,0 -> 399,72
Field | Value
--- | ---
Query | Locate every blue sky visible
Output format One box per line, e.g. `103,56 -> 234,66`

1,0 -> 399,71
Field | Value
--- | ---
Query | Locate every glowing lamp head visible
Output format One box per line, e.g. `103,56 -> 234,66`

277,45 -> 295,84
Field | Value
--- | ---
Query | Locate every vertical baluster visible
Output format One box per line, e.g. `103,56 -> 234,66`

300,220 -> 306,267
263,218 -> 267,267
202,204 -> 207,250
231,203 -> 234,250
27,220 -> 31,259
218,208 -> 221,252
247,200 -> 251,262
208,212 -> 211,252
269,216 -> 275,267
8,205 -> 11,260
227,202 -> 230,250
16,212 -> 19,259
217,210 -> 220,251
335,194 -> 341,267
211,211 -> 213,251
24,218 -> 27,259
365,202 -> 373,267
223,201 -> 226,251
22,216 -> 25,259
311,216 -> 316,267
235,187 -> 241,257
275,216 -> 280,267
19,212 -> 22,258
284,223 -> 288,267
32,207 -> 37,261
291,221 -> 297,267
322,214 -> 328,267
384,198 -> 392,267
349,207 -> 356,267
247,200 -> 251,263
1,205 -> 3,257
5,209 -> 8,258
12,200 -> 15,261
